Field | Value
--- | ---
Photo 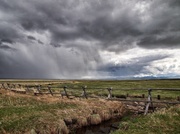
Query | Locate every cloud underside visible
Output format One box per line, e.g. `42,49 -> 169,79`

0,0 -> 180,79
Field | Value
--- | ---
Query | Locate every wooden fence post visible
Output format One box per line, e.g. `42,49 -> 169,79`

0,83 -> 2,89
177,96 -> 180,101
0,83 -> 3,89
37,85 -> 41,93
144,89 -> 154,115
25,85 -> 29,93
3,83 -> 7,90
82,86 -> 88,99
126,93 -> 129,97
3,83 -> 6,90
142,94 -> 145,98
12,84 -> 16,89
157,95 -> 161,100
7,83 -> 10,90
48,85 -> 53,96
9,84 -> 13,90
107,87 -> 113,99
62,86 -> 69,98
18,84 -> 22,89
1,83 -> 4,89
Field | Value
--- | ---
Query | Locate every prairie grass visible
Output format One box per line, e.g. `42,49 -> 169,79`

113,105 -> 180,134
0,89 -> 124,133
0,79 -> 180,133
0,94 -> 77,133
53,79 -> 180,99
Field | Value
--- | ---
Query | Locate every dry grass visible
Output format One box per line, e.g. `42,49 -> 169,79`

0,89 -> 125,133
113,105 -> 180,134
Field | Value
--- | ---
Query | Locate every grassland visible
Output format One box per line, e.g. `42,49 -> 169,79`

0,85 -> 125,133
0,79 -> 180,133
0,92 -> 77,133
2,79 -> 180,99
113,105 -> 180,134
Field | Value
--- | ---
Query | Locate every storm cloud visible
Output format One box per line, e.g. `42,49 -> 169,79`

98,54 -> 171,77
0,0 -> 180,79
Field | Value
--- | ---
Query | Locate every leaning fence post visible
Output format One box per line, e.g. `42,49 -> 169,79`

25,85 -> 30,93
3,83 -> 6,90
62,86 -> 69,98
157,95 -> 161,100
48,85 -> 53,96
0,83 -> 4,89
82,86 -> 88,99
0,83 -> 3,89
5,83 -> 8,90
7,83 -> 10,90
107,87 -> 113,99
144,89 -> 154,115
37,85 -> 41,93
12,84 -> 16,89
142,94 -> 145,98
177,96 -> 180,101
3,83 -> 7,90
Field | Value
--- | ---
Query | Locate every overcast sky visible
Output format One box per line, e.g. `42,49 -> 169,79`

0,0 -> 180,79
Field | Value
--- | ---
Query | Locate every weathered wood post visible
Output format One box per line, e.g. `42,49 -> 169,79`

126,93 -> 129,97
48,84 -> 53,96
107,87 -> 113,99
144,89 -> 154,115
0,83 -> 4,89
12,84 -> 16,89
61,86 -> 69,98
3,83 -> 6,90
18,84 -> 22,89
3,83 -> 7,90
9,84 -> 12,90
25,85 -> 29,93
37,85 -> 41,93
7,83 -> 10,90
142,94 -> 145,98
177,96 -> 180,101
2,83 -> 5,90
0,83 -> 2,89
6,83 -> 9,90
82,86 -> 88,99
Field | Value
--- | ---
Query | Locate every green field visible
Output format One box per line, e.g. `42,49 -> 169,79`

1,79 -> 180,99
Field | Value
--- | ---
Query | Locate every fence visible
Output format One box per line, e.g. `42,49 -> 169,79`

1,82 -> 180,115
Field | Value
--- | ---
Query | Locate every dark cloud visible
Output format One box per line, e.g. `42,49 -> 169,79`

0,0 -> 180,49
27,36 -> 36,41
38,40 -> 44,44
50,43 -> 62,48
0,38 -> 15,50
0,0 -> 180,78
27,35 -> 44,45
0,45 -> 14,50
138,34 -> 180,48
0,44 -> 99,79
98,54 -> 170,77
1,38 -> 14,44
0,24 -> 20,42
